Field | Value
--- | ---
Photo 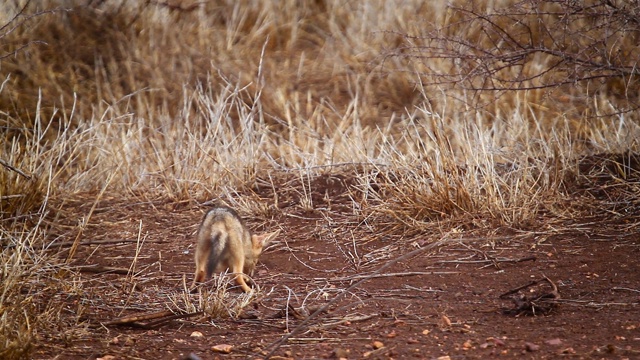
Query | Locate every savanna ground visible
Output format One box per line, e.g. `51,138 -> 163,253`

1,1 -> 640,359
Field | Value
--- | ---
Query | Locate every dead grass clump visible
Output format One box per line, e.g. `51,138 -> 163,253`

171,274 -> 260,321
0,239 -> 36,360
0,0 -> 430,133
1,2 -> 139,123
351,103 -> 570,233
0,107 -> 60,218
563,152 -> 640,219
0,210 -> 80,360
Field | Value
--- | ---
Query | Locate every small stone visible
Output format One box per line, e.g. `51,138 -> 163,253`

493,338 -> 506,346
332,347 -> 349,358
544,338 -> 562,346
372,340 -> 384,349
211,344 -> 233,354
525,342 -> 540,352
190,331 -> 204,338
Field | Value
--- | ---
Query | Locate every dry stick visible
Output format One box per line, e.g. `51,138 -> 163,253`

77,265 -> 130,274
310,314 -> 378,330
612,287 -> 640,293
102,309 -> 203,328
263,237 -> 451,359
439,255 -> 537,265
127,219 -> 145,280
103,310 -> 175,326
56,238 -> 168,247
142,311 -> 205,330
331,271 -> 459,282
542,274 -> 560,299
498,275 -> 559,300
0,158 -> 32,179
117,225 -> 149,318
498,280 -> 540,299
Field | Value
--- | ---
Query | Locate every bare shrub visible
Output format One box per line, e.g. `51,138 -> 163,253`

387,0 -> 640,121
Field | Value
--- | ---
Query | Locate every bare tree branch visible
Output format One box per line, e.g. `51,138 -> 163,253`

0,0 -> 70,60
387,0 -> 640,114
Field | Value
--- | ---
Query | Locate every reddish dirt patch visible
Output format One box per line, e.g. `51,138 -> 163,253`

33,168 -> 640,359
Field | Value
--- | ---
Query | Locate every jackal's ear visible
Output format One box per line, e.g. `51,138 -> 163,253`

252,229 -> 280,248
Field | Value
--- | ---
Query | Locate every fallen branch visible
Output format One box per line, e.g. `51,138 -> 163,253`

437,255 -> 537,269
56,238 -> 167,247
499,280 -> 540,299
612,287 -> 640,294
77,265 -> 130,275
312,313 -> 378,329
329,271 -> 459,282
101,309 -> 203,329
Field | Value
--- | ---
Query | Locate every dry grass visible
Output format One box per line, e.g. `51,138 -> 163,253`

1,0 -> 639,357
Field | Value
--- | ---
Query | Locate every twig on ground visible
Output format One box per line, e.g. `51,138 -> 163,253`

612,287 -> 640,293
441,255 -> 536,265
499,280 -> 540,299
77,265 -> 130,274
556,299 -> 637,307
479,255 -> 537,269
56,238 -> 167,247
101,309 -> 203,329
311,313 -> 378,330
330,271 -> 459,282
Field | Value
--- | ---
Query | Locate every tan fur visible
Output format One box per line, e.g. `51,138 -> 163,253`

193,206 -> 279,292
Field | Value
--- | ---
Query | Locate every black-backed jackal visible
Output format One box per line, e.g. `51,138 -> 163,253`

193,206 -> 279,292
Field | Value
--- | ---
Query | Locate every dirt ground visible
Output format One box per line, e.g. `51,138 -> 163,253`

32,167 -> 640,360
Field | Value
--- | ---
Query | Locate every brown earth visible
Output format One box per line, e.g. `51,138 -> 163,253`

32,165 -> 640,360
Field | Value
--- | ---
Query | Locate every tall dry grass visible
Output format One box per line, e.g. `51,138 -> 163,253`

1,0 -> 639,356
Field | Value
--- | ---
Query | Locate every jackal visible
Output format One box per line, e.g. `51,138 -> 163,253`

193,206 -> 279,292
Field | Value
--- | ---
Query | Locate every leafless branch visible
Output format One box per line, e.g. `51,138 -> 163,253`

0,0 -> 70,60
387,0 -> 640,114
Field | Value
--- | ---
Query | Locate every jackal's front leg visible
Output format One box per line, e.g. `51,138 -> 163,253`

231,263 -> 253,293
